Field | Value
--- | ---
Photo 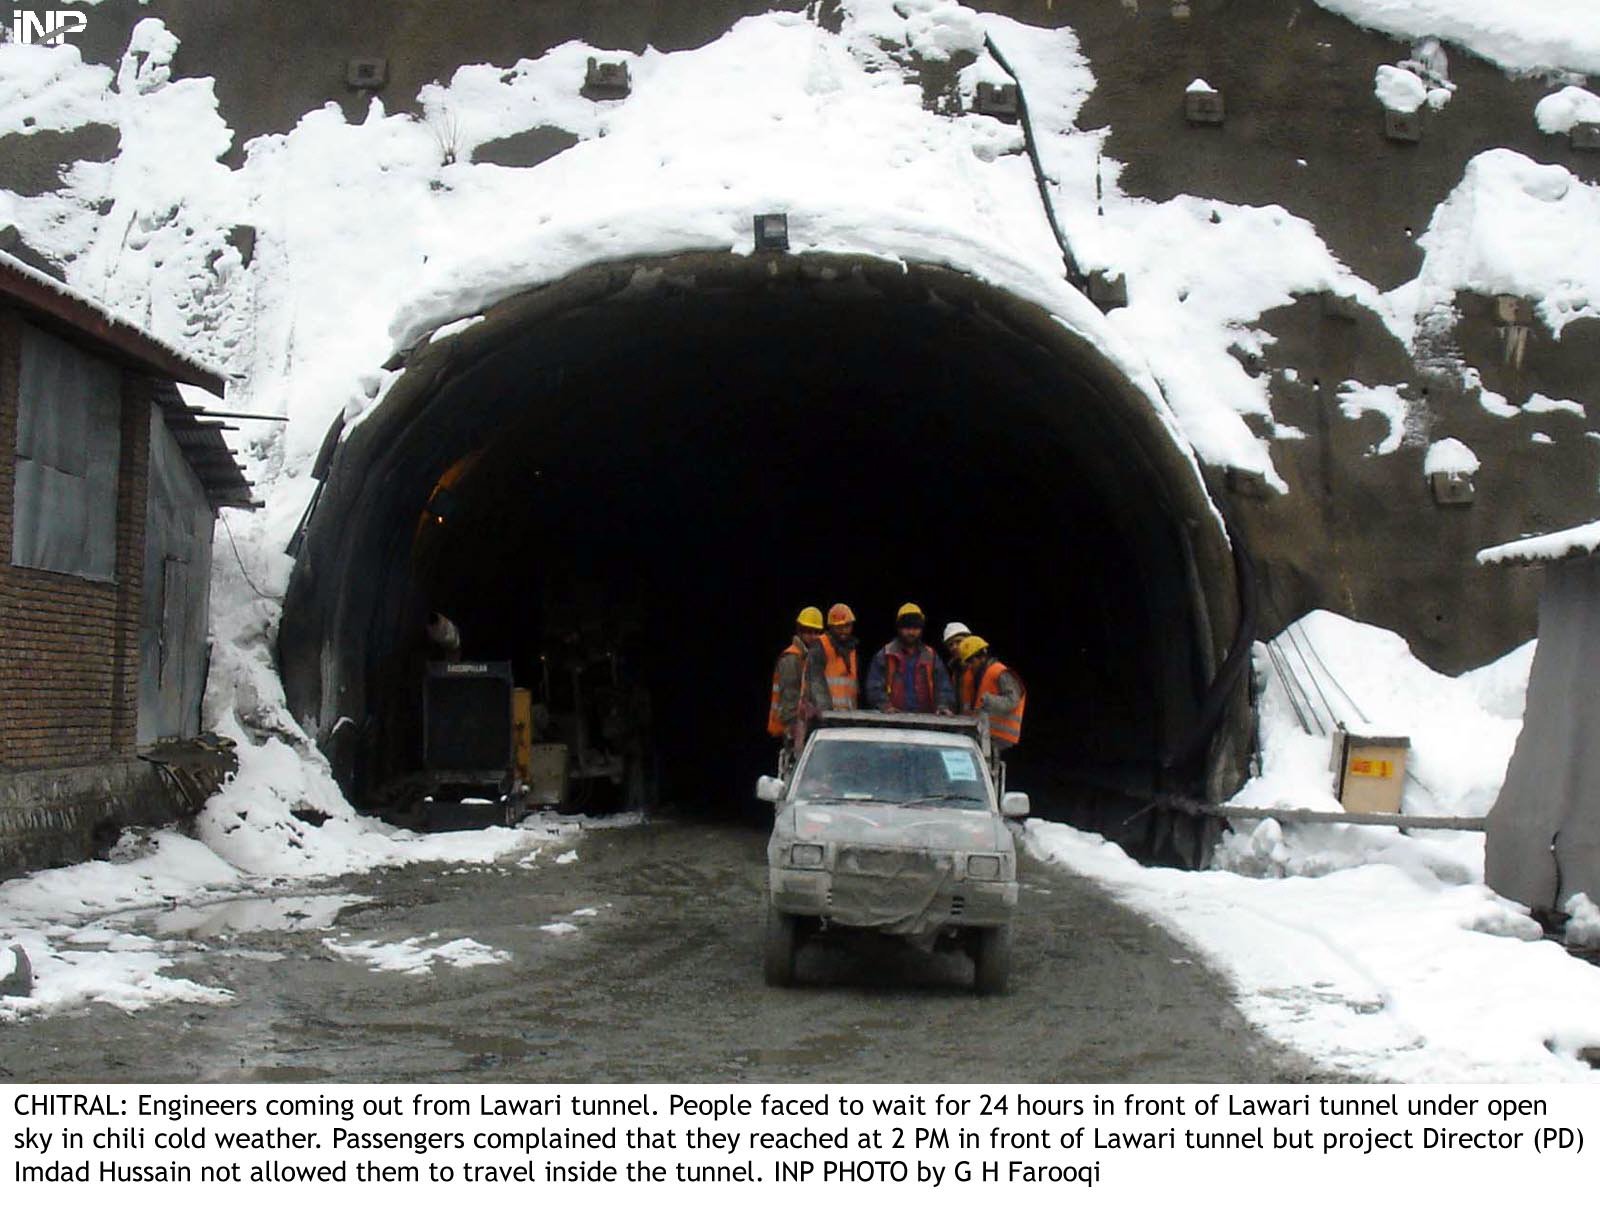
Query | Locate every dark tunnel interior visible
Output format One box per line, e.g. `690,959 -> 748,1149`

284,258 -> 1239,837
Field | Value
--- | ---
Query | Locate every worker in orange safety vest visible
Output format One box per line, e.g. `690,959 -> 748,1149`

866,603 -> 956,714
956,634 -> 1026,752
819,603 -> 860,711
768,607 -> 830,758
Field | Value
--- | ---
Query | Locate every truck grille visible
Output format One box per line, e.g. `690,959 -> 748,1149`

837,847 -> 948,878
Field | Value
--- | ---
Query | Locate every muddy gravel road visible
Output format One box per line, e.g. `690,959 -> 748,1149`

1,822 -> 1326,1082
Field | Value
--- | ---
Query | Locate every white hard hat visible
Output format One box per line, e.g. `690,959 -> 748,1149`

943,621 -> 971,644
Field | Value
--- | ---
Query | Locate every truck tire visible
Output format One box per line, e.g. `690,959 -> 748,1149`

972,924 -> 1012,995
764,904 -> 799,987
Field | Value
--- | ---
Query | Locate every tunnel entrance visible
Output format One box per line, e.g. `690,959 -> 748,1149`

281,252 -> 1250,852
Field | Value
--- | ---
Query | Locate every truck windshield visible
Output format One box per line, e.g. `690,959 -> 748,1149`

794,740 -> 990,811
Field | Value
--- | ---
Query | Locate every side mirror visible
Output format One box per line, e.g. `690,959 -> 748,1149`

1000,791 -> 1030,819
756,776 -> 786,805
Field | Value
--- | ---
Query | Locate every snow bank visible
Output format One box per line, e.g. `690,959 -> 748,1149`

1312,0 -> 1600,75
1227,610 -> 1527,834
0,830 -> 242,1018
1387,149 -> 1600,341
1168,611 -> 1590,1079
1026,822 -> 1600,1081
1479,518 -> 1600,564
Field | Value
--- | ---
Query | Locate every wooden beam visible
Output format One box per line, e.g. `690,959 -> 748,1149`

1199,804 -> 1486,832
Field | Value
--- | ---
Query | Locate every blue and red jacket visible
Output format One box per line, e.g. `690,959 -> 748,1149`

866,640 -> 956,713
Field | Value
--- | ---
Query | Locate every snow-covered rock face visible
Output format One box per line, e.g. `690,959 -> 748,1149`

1386,149 -> 1600,342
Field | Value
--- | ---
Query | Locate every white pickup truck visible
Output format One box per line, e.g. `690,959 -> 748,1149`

758,711 -> 1029,994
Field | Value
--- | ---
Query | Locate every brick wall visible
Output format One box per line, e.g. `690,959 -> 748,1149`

0,307 -> 150,771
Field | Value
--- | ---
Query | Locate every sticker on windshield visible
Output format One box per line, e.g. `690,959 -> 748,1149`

940,749 -> 979,781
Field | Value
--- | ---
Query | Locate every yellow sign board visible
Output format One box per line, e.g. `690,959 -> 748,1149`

1348,757 -> 1395,779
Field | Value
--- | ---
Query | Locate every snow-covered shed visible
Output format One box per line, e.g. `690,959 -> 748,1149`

1479,522 -> 1600,914
0,251 -> 251,874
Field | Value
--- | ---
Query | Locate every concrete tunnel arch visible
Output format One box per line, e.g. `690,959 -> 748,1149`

279,250 -> 1254,855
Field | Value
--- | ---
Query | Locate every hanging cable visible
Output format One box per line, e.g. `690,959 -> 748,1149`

221,510 -> 272,601
983,32 -> 1086,288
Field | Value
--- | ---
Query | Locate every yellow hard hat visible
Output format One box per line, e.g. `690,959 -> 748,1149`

956,635 -> 989,661
896,602 -> 925,624
827,603 -> 856,626
796,606 -> 825,631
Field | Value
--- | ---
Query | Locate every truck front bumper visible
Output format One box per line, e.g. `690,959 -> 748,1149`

769,867 -> 1017,931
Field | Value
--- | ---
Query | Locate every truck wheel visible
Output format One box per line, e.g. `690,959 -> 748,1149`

972,925 -> 1013,995
763,905 -> 799,987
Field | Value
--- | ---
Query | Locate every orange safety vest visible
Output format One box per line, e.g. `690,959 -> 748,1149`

767,639 -> 810,737
884,643 -> 939,712
969,659 -> 1026,748
819,634 -> 859,710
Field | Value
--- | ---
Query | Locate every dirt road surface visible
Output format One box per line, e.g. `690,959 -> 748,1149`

1,822 -> 1325,1082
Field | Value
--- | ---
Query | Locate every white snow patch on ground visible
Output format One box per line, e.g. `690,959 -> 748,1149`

555,850 -> 580,865
1479,518 -> 1600,564
539,922 -> 580,936
0,830 -> 243,1018
1026,822 -> 1600,1081
1337,381 -> 1412,453
323,933 -> 511,976
1423,436 -> 1479,474
1311,0 -> 1600,75
1535,85 -> 1600,134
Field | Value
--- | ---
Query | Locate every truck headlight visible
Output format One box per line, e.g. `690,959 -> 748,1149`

966,854 -> 1002,881
789,844 -> 825,868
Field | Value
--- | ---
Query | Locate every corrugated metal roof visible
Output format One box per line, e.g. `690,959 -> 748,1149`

153,380 -> 256,511
0,250 -> 253,510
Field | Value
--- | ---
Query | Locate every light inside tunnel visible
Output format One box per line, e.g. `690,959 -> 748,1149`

280,252 -> 1249,856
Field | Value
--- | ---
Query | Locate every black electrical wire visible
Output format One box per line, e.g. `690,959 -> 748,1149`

983,32 -> 1086,288
1162,509 -> 1261,773
221,509 -> 272,601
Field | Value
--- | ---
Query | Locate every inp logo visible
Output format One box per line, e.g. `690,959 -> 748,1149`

7,9 -> 88,45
